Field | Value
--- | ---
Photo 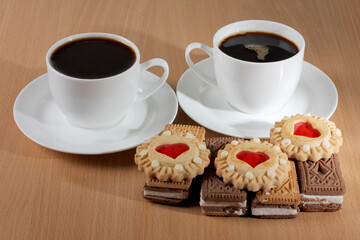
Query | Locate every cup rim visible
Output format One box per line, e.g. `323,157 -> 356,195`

46,32 -> 140,81
213,20 -> 305,65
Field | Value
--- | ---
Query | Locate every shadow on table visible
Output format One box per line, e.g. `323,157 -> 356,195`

54,143 -> 206,216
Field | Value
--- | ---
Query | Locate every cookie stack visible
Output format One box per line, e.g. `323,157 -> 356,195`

202,137 -> 300,219
135,124 -> 210,205
134,113 -> 345,219
270,113 -> 345,212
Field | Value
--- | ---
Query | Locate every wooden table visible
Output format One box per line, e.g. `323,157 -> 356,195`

1,0 -> 359,239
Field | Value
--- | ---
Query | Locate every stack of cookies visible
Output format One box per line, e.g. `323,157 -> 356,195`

202,137 -> 300,219
135,124 -> 210,205
270,113 -> 345,212
134,113 -> 345,219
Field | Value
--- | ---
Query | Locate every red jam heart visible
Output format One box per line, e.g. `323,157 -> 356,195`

156,143 -> 190,159
294,122 -> 321,138
236,151 -> 270,168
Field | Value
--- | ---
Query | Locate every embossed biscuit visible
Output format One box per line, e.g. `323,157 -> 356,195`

296,154 -> 345,212
146,177 -> 192,190
200,137 -> 248,216
163,124 -> 206,141
201,168 -> 247,202
296,154 -> 345,195
200,165 -> 247,216
251,161 -> 300,219
256,161 -> 300,205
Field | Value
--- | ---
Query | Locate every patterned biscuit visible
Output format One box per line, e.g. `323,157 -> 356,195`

214,138 -> 291,192
296,154 -> 345,212
296,154 -> 345,195
256,161 -> 300,205
201,169 -> 247,202
200,169 -> 247,217
270,113 -> 343,161
146,177 -> 192,190
163,124 -> 206,141
201,138 -> 248,217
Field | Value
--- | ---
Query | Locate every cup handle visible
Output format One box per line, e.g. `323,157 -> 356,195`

185,43 -> 218,88
135,58 -> 169,103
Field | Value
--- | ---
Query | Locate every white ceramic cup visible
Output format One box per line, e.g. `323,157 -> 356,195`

46,33 -> 169,129
185,20 -> 305,114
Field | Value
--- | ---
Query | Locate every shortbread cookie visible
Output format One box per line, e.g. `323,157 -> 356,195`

163,124 -> 206,141
214,138 -> 291,192
146,177 -> 192,190
135,125 -> 210,182
251,161 -> 300,219
296,154 -> 345,212
270,113 -> 343,161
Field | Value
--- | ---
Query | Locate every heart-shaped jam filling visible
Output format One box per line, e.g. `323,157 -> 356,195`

236,151 -> 270,168
294,122 -> 321,138
156,143 -> 190,159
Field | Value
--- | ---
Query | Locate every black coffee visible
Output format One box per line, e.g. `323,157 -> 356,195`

50,37 -> 136,79
219,32 -> 299,62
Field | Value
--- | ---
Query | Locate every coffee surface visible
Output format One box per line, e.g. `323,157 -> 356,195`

51,38 -> 136,79
219,32 -> 298,62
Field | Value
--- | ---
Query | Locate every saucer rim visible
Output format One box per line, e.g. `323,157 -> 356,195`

176,58 -> 338,138
13,73 -> 178,155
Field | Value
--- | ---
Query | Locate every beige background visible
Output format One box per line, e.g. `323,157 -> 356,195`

1,0 -> 360,239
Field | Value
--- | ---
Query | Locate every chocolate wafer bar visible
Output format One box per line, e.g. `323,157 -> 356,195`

200,137 -> 248,216
296,154 -> 346,212
251,161 -> 300,219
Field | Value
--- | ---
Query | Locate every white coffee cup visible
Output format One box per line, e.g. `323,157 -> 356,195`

185,20 -> 305,114
46,33 -> 169,129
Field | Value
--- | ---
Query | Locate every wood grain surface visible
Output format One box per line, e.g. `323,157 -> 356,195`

1,0 -> 360,239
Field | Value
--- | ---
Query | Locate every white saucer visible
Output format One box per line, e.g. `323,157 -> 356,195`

14,73 -> 178,154
177,58 -> 338,138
